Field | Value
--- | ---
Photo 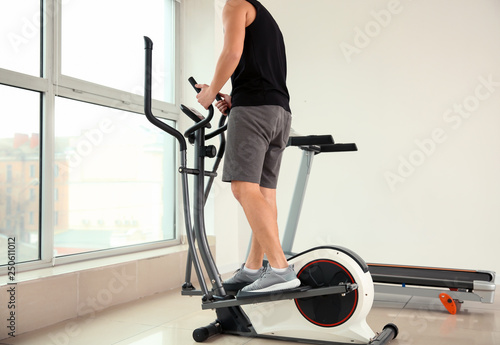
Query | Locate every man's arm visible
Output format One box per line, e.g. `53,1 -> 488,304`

196,0 -> 248,109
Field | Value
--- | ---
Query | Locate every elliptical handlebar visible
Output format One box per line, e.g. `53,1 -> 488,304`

188,77 -> 223,102
185,77 -> 229,141
184,77 -> 215,138
144,36 -> 227,150
144,36 -> 187,151
143,36 -> 228,302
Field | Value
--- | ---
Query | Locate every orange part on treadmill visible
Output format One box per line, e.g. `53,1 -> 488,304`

439,293 -> 457,315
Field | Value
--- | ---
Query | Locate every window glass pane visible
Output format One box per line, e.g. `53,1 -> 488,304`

0,0 -> 41,76
0,85 -> 41,265
61,0 -> 175,103
54,97 -> 176,256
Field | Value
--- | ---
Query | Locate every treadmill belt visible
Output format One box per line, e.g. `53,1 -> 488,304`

368,264 -> 494,290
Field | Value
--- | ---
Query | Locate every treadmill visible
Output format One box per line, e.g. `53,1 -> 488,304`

281,134 -> 496,314
368,263 -> 495,313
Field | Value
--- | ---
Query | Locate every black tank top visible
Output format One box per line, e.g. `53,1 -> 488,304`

230,0 -> 291,113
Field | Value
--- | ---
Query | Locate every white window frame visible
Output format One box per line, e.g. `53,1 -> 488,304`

0,0 -> 181,273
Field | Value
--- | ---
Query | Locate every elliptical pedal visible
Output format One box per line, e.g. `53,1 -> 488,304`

200,283 -> 358,310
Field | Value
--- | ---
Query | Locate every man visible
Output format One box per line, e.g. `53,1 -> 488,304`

196,0 -> 299,293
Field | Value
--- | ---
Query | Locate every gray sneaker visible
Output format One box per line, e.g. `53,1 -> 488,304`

240,264 -> 301,293
223,264 -> 264,292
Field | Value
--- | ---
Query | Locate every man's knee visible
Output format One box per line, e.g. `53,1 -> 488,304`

231,181 -> 259,203
231,182 -> 243,202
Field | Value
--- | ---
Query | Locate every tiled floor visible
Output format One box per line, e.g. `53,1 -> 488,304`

1,287 -> 499,345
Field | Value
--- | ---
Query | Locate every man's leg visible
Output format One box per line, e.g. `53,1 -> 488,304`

244,185 -> 278,269
231,180 -> 288,269
221,182 -> 283,291
234,181 -> 300,293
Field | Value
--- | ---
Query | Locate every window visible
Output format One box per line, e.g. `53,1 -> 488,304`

0,0 -> 41,76
54,98 -> 175,256
0,86 -> 41,265
0,0 -> 179,270
61,0 -> 175,103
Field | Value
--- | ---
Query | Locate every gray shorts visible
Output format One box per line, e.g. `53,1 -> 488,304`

222,105 -> 292,189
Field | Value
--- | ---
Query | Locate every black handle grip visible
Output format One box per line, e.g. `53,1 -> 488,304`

188,76 -> 201,93
188,76 -> 223,102
184,76 -> 214,138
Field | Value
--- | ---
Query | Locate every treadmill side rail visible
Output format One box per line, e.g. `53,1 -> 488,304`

473,279 -> 496,304
374,280 -> 496,305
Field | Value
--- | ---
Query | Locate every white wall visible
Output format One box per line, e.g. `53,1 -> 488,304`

182,0 -> 500,280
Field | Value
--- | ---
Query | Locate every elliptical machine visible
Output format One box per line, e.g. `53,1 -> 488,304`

143,36 -> 398,345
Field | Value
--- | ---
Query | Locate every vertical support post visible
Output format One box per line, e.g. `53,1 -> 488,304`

193,128 -> 226,297
181,152 -> 209,295
281,149 -> 315,256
